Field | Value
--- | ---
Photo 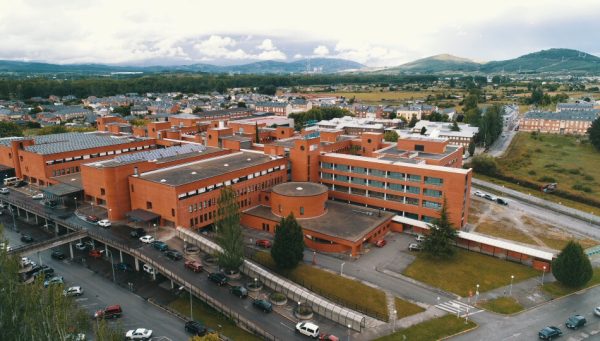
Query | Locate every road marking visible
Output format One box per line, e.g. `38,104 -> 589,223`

75,297 -> 88,302
435,299 -> 483,317
81,302 -> 98,308
280,322 -> 294,331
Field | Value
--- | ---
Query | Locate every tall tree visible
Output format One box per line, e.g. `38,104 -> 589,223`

552,241 -> 593,287
0,122 -> 23,137
214,187 -> 244,272
408,115 -> 418,128
421,198 -> 458,258
383,130 -> 399,142
589,117 -> 600,151
271,213 -> 305,270
450,120 -> 461,131
468,141 -> 476,156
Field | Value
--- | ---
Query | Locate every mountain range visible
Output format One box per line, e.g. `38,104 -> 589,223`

1,48 -> 600,75
0,58 -> 364,75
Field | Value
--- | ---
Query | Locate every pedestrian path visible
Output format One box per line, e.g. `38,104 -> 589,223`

435,299 -> 483,317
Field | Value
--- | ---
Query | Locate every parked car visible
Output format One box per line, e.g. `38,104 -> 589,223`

252,299 -> 273,313
44,200 -> 57,208
374,239 -> 387,247
130,228 -> 146,238
88,249 -> 104,259
114,262 -> 133,272
565,314 -> 586,329
14,180 -> 27,188
63,286 -> 84,297
20,257 -> 34,267
474,190 -> 484,197
86,215 -> 99,223
142,264 -> 156,275
125,328 -> 152,340
538,326 -> 562,340
0,242 -> 11,251
64,333 -> 86,341
408,243 -> 422,251
229,285 -> 248,298
139,235 -> 155,244
415,234 -> 426,243
184,320 -> 207,336
33,265 -> 54,278
319,333 -> 340,341
595,306 -> 600,317
20,234 -> 34,243
296,322 -> 320,338
151,240 -> 168,251
184,260 -> 203,272
165,250 -> 183,261
255,239 -> 272,248
74,242 -> 87,251
31,193 -> 44,200
208,272 -> 228,286
51,250 -> 66,260
0,187 -> 9,194
496,198 -> 509,206
483,194 -> 497,201
43,276 -> 64,288
94,305 -> 122,319
98,219 -> 111,228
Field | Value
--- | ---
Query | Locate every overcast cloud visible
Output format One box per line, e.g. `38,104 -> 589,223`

1,0 -> 599,66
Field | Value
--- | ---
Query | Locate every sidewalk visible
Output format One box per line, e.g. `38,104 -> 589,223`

475,273 -> 555,310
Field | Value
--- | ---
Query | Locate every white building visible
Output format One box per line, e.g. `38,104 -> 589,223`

407,120 -> 479,148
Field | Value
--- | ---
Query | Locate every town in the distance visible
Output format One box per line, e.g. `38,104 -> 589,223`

0,40 -> 600,341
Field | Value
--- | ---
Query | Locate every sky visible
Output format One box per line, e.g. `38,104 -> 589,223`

1,0 -> 600,67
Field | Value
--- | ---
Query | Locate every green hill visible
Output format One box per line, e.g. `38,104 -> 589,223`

480,48 -> 600,73
377,54 -> 480,74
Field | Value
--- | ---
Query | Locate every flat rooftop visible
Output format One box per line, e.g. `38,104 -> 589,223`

88,144 -> 223,168
324,152 -> 471,174
0,132 -> 150,155
139,151 -> 279,186
272,182 -> 327,197
244,201 -> 394,243
377,144 -> 460,160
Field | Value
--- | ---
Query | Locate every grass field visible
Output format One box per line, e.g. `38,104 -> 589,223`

542,268 -> 600,298
325,91 -> 464,104
394,297 -> 425,319
168,294 -> 261,341
497,132 -> 600,206
252,251 -> 389,320
403,249 -> 539,296
479,297 -> 524,314
475,219 -> 538,246
375,315 -> 476,341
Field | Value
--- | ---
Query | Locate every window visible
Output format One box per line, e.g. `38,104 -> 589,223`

300,207 -> 304,215
146,201 -> 152,209
100,188 -> 105,195
171,208 -> 175,217
351,177 -> 366,185
353,167 -> 366,174
423,200 -> 442,210
370,169 -> 386,177
405,186 -> 420,194
424,176 -> 443,186
423,189 -> 442,198
405,197 -> 419,206
388,183 -> 404,192
389,171 -> 404,179
415,144 -> 425,151
407,174 -> 421,182
337,164 -> 350,172
321,162 -> 333,169
336,175 -> 349,182
370,180 -> 385,188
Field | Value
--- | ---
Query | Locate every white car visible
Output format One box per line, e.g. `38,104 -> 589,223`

595,306 -> 600,317
415,234 -> 426,242
474,190 -> 484,198
31,193 -> 44,200
142,264 -> 156,275
74,242 -> 87,251
20,257 -> 35,267
0,187 -> 9,194
295,322 -> 319,338
98,219 -> 111,228
0,242 -> 11,252
139,235 -> 154,244
125,328 -> 153,340
63,286 -> 84,297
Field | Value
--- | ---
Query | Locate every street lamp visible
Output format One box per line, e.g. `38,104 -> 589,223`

347,324 -> 351,341
509,275 -> 514,296
541,266 -> 547,285
153,223 -> 157,239
106,249 -> 116,284
393,310 -> 397,332
475,284 -> 480,305
340,262 -> 345,276
73,196 -> 78,211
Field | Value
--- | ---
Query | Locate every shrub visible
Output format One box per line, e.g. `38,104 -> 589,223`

470,155 -> 498,176
544,163 -> 557,168
528,170 -> 537,176
552,241 -> 593,287
295,304 -> 313,315
568,168 -> 581,175
584,175 -> 595,181
538,176 -> 555,183
534,148 -> 543,153
270,292 -> 286,303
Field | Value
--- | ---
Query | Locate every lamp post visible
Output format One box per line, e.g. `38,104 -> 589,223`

509,275 -> 514,296
106,249 -> 116,284
347,324 -> 351,341
393,310 -> 397,332
475,284 -> 480,305
541,266 -> 547,285
153,223 -> 157,239
340,262 -> 345,276
9,206 -> 16,231
189,284 -> 193,320
91,202 -> 94,216
74,196 -> 78,211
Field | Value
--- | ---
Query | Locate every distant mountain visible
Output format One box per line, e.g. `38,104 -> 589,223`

0,58 -> 365,75
379,54 -> 480,74
377,48 -> 600,75
479,48 -> 600,73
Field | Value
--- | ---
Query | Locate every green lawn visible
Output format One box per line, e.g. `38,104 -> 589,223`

495,132 -> 600,209
542,268 -> 600,298
403,249 -> 539,296
252,251 -> 389,320
375,315 -> 476,341
479,296 -> 523,314
394,297 -> 425,319
168,294 -> 261,341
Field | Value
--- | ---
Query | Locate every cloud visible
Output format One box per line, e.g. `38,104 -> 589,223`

257,39 -> 276,51
313,45 -> 329,56
293,53 -> 303,59
332,41 -> 407,66
193,35 -> 250,59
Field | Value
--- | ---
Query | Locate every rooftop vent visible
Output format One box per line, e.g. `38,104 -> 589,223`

224,163 -> 229,167
191,171 -> 197,175
247,158 -> 252,161
296,187 -> 303,191
160,179 -> 167,183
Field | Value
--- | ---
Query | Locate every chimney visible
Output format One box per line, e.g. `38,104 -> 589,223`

133,166 -> 138,176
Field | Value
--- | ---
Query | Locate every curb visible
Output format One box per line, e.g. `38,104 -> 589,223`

440,322 -> 479,340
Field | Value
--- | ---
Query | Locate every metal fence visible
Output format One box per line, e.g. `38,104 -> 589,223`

178,228 -> 367,332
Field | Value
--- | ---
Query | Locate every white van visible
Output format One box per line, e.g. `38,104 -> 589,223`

295,322 -> 319,338
142,264 -> 156,275
3,177 -> 18,186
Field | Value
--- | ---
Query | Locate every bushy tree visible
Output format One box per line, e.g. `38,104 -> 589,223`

421,198 -> 458,258
589,117 -> 600,151
214,187 -> 244,272
408,115 -> 418,128
468,141 -> 476,156
383,130 -> 399,142
552,241 -> 593,287
420,126 -> 427,135
451,120 -> 461,131
470,155 -> 498,175
37,125 -> 68,135
0,122 -> 23,137
271,213 -> 305,270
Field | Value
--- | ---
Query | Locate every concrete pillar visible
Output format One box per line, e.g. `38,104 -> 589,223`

25,211 -> 29,220
134,258 -> 140,271
119,250 -> 123,263
152,270 -> 156,281
69,242 -> 74,260
170,279 -> 174,289
55,224 -> 59,235
35,215 -> 38,224
37,251 -> 42,266
104,244 -> 109,255
17,208 -> 20,217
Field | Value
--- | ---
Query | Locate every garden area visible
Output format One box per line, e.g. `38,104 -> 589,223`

478,297 -> 523,314
375,315 -> 476,341
542,268 -> 600,298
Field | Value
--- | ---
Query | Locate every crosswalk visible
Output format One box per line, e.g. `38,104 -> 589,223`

435,299 -> 483,317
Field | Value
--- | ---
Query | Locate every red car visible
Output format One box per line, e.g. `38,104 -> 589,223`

255,239 -> 272,248
319,334 -> 340,341
184,260 -> 203,272
88,249 -> 104,259
374,239 -> 387,247
86,215 -> 100,223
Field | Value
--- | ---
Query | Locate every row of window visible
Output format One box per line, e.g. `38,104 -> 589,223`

45,145 -> 153,165
177,165 -> 285,201
321,162 -> 443,186
329,185 -> 442,210
321,173 -> 442,197
335,197 -> 438,224
51,166 -> 81,177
